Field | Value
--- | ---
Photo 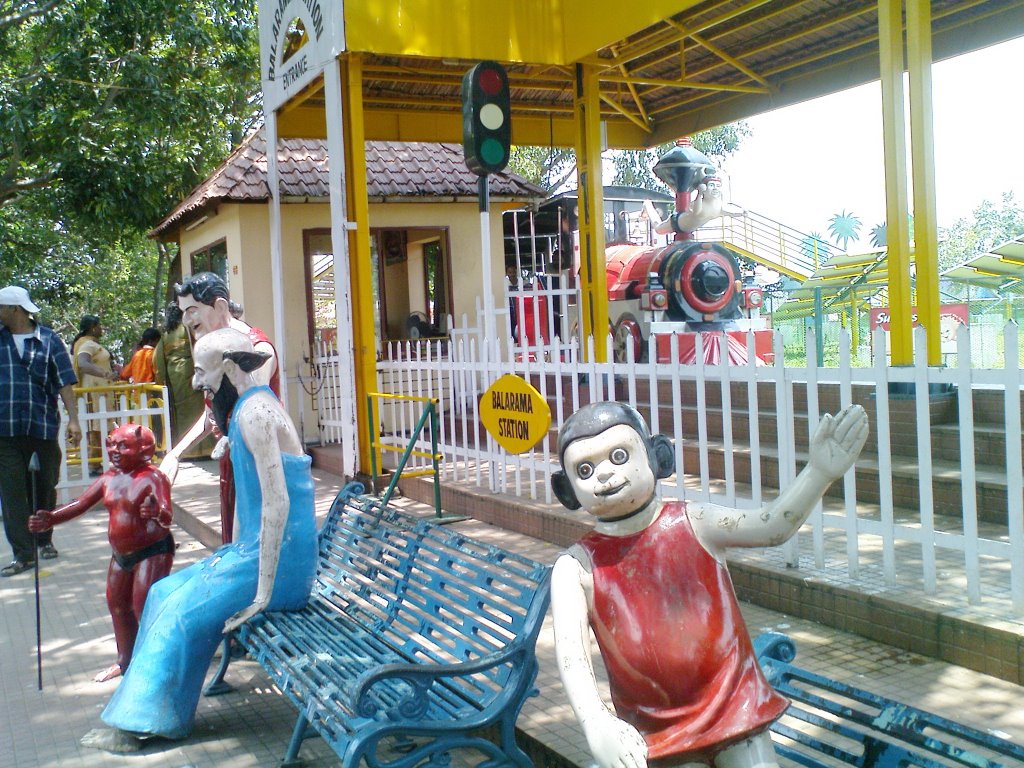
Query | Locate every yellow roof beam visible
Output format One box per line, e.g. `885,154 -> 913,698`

600,74 -> 769,95
601,94 -> 652,134
559,0 -> 703,63
609,43 -> 650,127
343,0 -> 703,67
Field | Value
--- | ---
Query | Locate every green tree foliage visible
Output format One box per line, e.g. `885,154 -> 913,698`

509,123 -> 751,194
0,190 -> 158,360
827,209 -> 862,251
938,192 -> 1024,273
0,0 -> 261,357
610,123 -> 753,192
1,0 -> 260,229
507,145 -> 576,192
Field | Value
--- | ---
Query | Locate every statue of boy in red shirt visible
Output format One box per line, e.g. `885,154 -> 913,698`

29,424 -> 174,682
550,401 -> 868,768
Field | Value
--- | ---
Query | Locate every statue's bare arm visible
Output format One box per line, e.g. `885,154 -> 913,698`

222,392 -> 302,633
551,552 -> 649,768
692,404 -> 869,554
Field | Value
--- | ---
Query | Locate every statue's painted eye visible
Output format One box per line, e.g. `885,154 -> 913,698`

577,462 -> 594,480
610,447 -> 628,465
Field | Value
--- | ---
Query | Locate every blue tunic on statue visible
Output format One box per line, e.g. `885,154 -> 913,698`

101,386 -> 318,739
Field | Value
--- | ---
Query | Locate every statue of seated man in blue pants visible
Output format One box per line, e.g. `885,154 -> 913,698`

80,327 -> 318,753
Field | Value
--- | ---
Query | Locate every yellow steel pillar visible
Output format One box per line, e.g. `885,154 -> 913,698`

574,63 -> 609,361
342,54 -> 376,473
850,294 -> 860,352
878,0 -> 914,365
907,0 -> 941,365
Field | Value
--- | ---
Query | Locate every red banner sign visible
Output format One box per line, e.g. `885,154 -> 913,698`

869,303 -> 969,353
869,304 -> 969,331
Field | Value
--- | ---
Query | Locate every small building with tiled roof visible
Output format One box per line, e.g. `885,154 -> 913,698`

151,130 -> 544,427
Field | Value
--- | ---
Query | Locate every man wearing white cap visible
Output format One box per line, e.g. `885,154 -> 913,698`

0,285 -> 82,575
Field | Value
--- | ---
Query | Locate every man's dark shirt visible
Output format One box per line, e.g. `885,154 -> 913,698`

0,323 -> 78,440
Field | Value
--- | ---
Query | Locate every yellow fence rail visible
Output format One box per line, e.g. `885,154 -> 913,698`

59,383 -> 171,500
367,392 -> 443,517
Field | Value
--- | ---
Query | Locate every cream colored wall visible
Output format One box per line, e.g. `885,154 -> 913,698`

174,198 -> 510,430
369,202 -> 507,326
178,206 -> 243,290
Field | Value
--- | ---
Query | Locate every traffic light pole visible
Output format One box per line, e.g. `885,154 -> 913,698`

478,175 -> 497,357
477,173 -> 501,493
462,58 -> 509,363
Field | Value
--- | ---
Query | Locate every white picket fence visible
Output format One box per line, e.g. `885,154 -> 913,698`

310,306 -> 1024,615
57,384 -> 171,503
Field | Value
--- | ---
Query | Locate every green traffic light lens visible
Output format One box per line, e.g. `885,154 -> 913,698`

480,138 -> 505,166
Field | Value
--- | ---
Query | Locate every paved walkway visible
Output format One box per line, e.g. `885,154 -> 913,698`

2,460 -> 1023,768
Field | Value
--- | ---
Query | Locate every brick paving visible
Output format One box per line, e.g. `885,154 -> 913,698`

1,460 -> 1022,768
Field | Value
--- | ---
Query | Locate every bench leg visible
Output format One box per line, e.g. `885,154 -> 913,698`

280,713 -> 310,768
203,636 -> 235,697
498,715 -> 533,768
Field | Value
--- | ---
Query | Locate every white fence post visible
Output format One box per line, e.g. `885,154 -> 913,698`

360,300 -> 1023,616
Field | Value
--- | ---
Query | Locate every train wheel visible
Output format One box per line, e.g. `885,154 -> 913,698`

613,314 -> 645,363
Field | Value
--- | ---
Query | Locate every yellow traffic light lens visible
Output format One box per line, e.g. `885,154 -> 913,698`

480,103 -> 504,130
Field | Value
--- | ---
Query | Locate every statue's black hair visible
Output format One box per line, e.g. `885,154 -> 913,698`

174,272 -> 229,307
223,350 -> 271,374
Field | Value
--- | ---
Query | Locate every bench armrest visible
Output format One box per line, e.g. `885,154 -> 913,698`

351,642 -> 535,726
753,631 -> 797,664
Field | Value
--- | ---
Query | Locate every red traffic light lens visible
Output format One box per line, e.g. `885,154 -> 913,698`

478,68 -> 503,95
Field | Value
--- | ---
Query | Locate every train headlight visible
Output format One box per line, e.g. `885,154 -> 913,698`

643,289 -> 669,311
677,248 -> 738,314
742,287 -> 765,309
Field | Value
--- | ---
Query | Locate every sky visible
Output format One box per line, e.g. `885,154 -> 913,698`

716,34 -> 1024,248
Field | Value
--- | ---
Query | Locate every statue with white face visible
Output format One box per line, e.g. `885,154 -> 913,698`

550,401 -> 868,768
80,328 -> 318,755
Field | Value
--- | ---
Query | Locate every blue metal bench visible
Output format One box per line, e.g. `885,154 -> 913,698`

754,632 -> 1024,768
207,482 -> 552,767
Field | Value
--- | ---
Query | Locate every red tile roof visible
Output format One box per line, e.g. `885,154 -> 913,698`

151,130 -> 547,238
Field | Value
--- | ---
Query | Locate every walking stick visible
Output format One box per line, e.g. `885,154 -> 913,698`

29,451 -> 42,691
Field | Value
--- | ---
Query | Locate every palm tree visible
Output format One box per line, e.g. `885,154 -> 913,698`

869,215 -> 916,249
799,232 -> 831,268
828,210 -> 862,251
869,222 -> 887,247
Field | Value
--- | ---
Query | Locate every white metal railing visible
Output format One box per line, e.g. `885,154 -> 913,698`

58,384 -> 171,503
348,307 -> 1024,617
306,339 -> 346,445
694,209 -> 836,278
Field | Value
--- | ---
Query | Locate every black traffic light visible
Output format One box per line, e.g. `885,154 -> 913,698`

462,61 -> 511,176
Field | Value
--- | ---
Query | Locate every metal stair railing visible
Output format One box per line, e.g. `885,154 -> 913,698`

367,392 -> 464,522
694,209 -> 838,280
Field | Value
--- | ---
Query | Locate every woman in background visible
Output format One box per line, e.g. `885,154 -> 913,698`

72,315 -> 119,474
153,303 -> 214,460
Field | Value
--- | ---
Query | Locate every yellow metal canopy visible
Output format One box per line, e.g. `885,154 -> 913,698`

277,1 -> 1024,149
941,234 -> 1024,293
773,248 -> 893,320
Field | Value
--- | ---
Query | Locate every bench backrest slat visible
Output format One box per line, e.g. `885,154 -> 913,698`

755,632 -> 1024,768
315,489 -> 551,701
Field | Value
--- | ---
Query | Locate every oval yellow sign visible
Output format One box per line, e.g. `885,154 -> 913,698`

479,375 -> 552,454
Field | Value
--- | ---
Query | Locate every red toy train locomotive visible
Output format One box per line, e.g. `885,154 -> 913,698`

605,139 -> 772,365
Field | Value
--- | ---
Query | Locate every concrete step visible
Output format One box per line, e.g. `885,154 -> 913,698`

439,410 -> 1017,524
675,438 -> 1015,526
396,472 -> 1024,689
